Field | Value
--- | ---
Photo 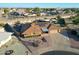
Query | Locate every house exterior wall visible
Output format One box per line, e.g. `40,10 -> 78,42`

23,31 -> 41,37
49,29 -> 61,33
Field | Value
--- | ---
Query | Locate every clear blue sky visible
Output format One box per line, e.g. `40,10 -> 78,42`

0,3 -> 79,8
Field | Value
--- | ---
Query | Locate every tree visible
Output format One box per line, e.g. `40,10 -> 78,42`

57,17 -> 66,27
4,23 -> 13,32
25,8 -> 31,13
33,7 -> 41,13
64,9 -> 70,14
57,15 -> 61,19
72,17 -> 79,25
3,8 -> 9,14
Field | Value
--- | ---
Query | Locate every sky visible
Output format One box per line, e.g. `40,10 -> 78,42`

0,3 -> 79,8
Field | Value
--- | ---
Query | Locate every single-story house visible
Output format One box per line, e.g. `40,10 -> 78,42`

0,32 -> 12,47
49,18 -> 57,24
27,13 -> 37,17
44,18 -> 50,22
48,24 -> 61,33
40,12 -> 47,16
22,23 -> 42,37
33,20 -> 50,33
34,20 -> 50,28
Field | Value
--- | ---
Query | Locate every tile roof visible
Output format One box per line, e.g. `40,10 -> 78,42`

22,23 -> 42,36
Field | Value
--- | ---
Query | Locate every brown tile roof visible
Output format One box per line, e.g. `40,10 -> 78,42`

22,23 -> 42,36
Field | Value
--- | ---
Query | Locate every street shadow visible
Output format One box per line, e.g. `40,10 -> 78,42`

41,50 -> 79,55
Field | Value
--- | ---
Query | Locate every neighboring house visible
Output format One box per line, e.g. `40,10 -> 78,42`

33,20 -> 50,33
7,12 -> 20,18
40,12 -> 47,16
23,13 -> 30,16
44,18 -> 50,22
47,11 -> 57,16
48,24 -> 61,33
17,9 -> 26,15
4,24 -> 13,32
7,11 -> 25,19
49,18 -> 57,24
0,32 -> 12,47
27,13 -> 37,17
34,20 -> 50,28
22,23 -> 42,37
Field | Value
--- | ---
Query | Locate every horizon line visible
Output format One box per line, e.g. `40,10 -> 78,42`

0,3 -> 79,8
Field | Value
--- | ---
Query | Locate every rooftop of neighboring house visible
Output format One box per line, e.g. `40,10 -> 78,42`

22,23 -> 42,35
16,9 -> 26,14
33,20 -> 50,28
8,12 -> 20,16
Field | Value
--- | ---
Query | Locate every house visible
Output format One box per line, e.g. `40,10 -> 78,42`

48,24 -> 61,33
44,18 -> 50,22
49,18 -> 57,24
47,10 -> 57,16
33,20 -> 50,33
22,23 -> 42,37
27,13 -> 37,17
7,12 -> 20,19
0,32 -> 12,47
40,12 -> 47,16
17,9 -> 26,14
34,20 -> 50,28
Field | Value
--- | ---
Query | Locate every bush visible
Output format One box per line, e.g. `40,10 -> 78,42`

73,19 -> 79,25
72,17 -> 79,25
